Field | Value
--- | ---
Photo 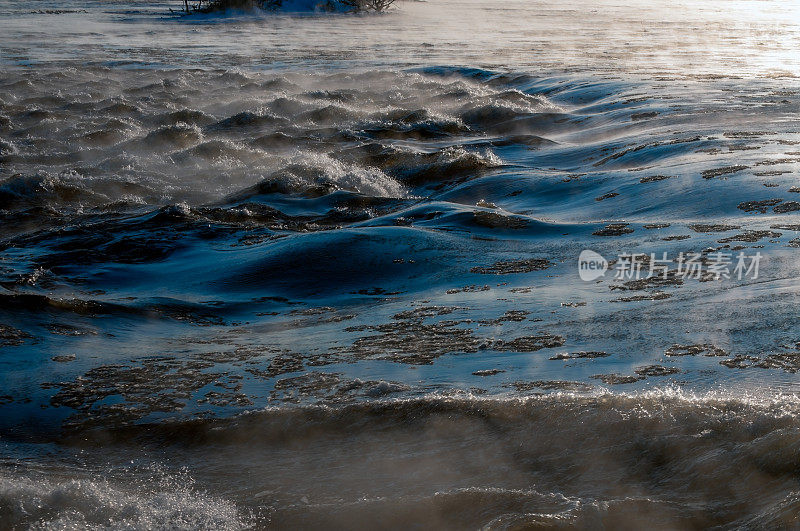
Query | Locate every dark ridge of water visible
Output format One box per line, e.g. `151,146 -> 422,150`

5,391 -> 800,529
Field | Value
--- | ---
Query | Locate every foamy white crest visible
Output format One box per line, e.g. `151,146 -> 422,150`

0,138 -> 18,155
290,152 -> 406,198
440,145 -> 502,167
1,469 -> 251,530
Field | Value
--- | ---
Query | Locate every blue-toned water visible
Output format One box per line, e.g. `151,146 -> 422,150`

3,0 -> 800,528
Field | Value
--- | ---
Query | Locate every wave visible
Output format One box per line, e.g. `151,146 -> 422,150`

0,172 -> 105,210
6,389 -> 799,529
207,111 -> 289,132
0,467 -> 253,530
0,171 -> 159,213
141,123 -> 203,149
156,108 -> 215,127
227,153 -> 405,199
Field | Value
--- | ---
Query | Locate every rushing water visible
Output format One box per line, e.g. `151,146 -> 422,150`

3,0 -> 800,528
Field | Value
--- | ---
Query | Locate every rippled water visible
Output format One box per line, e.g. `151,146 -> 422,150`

3,0 -> 800,528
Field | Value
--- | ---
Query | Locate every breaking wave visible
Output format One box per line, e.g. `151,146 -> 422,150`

7,389 -> 800,529
0,468 -> 253,530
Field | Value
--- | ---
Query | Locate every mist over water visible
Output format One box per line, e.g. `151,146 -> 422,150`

3,0 -> 800,528
3,0 -> 800,75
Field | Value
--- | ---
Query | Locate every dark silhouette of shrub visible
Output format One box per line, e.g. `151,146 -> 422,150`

181,0 -> 395,14
336,0 -> 396,11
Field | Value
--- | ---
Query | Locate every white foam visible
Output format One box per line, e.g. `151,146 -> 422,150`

0,468 -> 251,530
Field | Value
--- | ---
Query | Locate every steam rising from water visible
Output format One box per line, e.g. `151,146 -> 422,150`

2,0 -> 800,76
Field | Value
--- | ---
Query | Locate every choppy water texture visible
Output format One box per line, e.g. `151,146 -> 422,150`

3,0 -> 800,528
